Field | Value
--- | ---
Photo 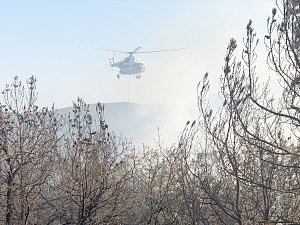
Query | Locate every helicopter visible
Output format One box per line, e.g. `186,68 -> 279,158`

93,47 -> 185,79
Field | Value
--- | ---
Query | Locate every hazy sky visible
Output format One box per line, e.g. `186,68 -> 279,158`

0,0 -> 275,108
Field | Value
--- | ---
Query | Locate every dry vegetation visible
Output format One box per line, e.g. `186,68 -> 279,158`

1,1 -> 300,224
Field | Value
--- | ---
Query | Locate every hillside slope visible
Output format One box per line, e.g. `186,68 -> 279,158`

58,102 -> 198,146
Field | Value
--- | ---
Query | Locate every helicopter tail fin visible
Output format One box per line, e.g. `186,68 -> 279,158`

109,58 -> 114,65
109,50 -> 116,66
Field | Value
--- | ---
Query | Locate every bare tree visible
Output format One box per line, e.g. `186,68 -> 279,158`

131,140 -> 181,225
179,1 -> 300,224
55,98 -> 135,225
0,76 -> 60,225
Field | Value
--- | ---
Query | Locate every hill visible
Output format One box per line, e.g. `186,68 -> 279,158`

57,102 -> 198,146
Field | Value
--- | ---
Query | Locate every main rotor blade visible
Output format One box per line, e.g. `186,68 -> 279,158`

129,47 -> 141,54
135,48 -> 186,54
93,48 -> 127,54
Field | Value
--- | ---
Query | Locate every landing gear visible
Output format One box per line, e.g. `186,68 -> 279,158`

136,74 -> 141,79
117,74 -> 120,79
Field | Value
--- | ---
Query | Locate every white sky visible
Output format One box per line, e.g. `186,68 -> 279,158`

0,0 -> 276,108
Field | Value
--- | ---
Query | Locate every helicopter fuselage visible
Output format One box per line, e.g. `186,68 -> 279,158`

111,55 -> 145,75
